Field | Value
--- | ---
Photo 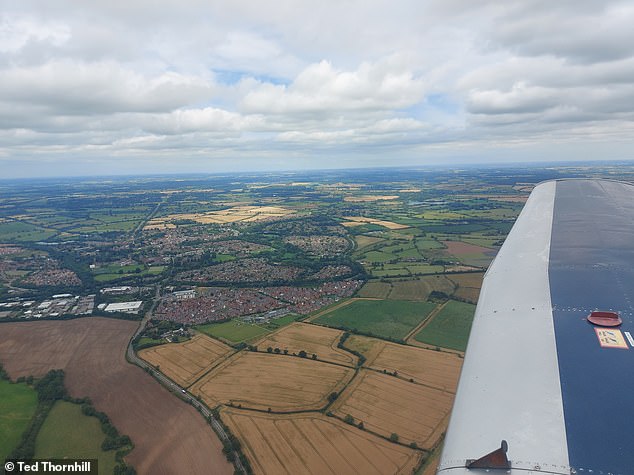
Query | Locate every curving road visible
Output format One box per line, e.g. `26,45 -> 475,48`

126,293 -> 245,474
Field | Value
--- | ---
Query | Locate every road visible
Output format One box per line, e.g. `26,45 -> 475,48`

125,287 -> 245,473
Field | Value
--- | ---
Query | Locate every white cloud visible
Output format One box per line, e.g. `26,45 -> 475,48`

0,13 -> 70,53
241,58 -> 426,115
0,60 -> 216,115
1,0 -> 634,176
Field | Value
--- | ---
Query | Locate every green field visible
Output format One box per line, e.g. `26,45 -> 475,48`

314,299 -> 437,340
388,276 -> 455,301
414,300 -> 476,351
196,318 -> 278,343
199,314 -> 300,343
35,401 -> 117,474
0,221 -> 57,242
0,380 -> 38,462
356,281 -> 392,298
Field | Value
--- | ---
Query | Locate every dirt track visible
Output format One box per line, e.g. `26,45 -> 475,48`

0,318 -> 232,475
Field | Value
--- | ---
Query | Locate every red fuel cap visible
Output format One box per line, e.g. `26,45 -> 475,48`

587,311 -> 622,327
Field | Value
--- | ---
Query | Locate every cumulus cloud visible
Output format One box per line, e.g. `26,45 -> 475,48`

1,0 -> 634,176
240,58 -> 425,116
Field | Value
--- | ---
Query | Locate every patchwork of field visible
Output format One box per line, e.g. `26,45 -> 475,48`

147,205 -> 293,228
332,370 -> 454,449
342,216 -> 409,230
0,379 -> 38,462
356,281 -> 392,299
314,299 -> 437,341
440,240 -> 497,268
139,334 -> 233,387
0,319 -> 232,475
196,315 -> 297,343
256,323 -> 357,367
387,277 -> 455,301
344,335 -> 462,392
222,408 -> 421,475
35,401 -> 117,474
441,240 -> 493,256
447,272 -> 484,304
414,300 -> 476,352
191,352 -> 354,411
357,275 -> 454,301
343,195 -> 400,202
354,235 -> 384,250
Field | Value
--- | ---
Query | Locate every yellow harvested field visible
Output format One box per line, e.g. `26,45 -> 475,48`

346,335 -> 461,392
222,408 -> 421,475
256,323 -> 357,366
422,455 -> 440,475
354,235 -> 384,249
344,195 -> 400,202
332,370 -> 454,449
345,335 -> 461,392
151,205 -> 294,225
342,216 -> 409,230
139,334 -> 233,387
191,352 -> 354,411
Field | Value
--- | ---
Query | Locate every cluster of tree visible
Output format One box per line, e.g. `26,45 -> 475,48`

35,369 -> 67,401
8,370 -> 136,474
428,290 -> 450,302
9,370 -> 67,459
80,401 -> 132,452
214,413 -> 253,475
265,347 -> 317,359
337,332 -> 367,366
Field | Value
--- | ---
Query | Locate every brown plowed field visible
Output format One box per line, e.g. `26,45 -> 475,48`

345,335 -> 462,392
191,352 -> 354,411
447,272 -> 484,304
0,318 -> 232,475
256,323 -> 356,366
447,272 -> 484,288
332,370 -> 454,449
222,408 -> 421,475
139,334 -> 233,387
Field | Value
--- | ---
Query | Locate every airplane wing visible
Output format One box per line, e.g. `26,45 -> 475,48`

438,179 -> 634,475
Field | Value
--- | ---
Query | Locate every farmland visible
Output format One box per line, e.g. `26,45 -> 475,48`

2,164 -> 628,474
0,379 -> 38,462
413,300 -> 476,351
222,408 -> 421,475
35,401 -> 117,474
331,370 -> 454,449
447,272 -> 484,304
139,334 -> 233,387
191,352 -> 355,411
0,319 -> 232,475
196,315 -> 299,343
314,299 -> 437,340
344,335 -> 462,392
256,323 -> 357,366
148,205 -> 295,226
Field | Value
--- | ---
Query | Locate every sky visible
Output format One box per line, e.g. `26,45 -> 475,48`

2,0 -> 634,178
